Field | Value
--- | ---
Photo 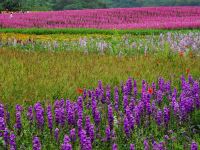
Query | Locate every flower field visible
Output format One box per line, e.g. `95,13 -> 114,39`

1,7 -> 200,29
0,75 -> 200,149
0,6 -> 200,150
0,46 -> 200,149
1,31 -> 200,55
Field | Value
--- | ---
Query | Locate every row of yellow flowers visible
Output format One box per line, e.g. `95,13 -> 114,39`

0,33 -> 116,42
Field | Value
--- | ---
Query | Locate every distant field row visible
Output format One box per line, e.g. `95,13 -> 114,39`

0,28 -> 200,35
1,7 -> 200,29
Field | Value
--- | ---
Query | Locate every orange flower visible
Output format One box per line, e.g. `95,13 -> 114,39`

186,68 -> 190,75
148,87 -> 153,94
189,51 -> 193,58
179,51 -> 184,57
76,88 -> 83,94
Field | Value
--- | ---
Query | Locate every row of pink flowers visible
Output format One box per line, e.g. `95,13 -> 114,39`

1,6 -> 200,29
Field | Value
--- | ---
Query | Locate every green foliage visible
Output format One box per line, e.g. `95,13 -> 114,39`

0,28 -> 200,35
0,46 -> 200,105
1,0 -> 21,11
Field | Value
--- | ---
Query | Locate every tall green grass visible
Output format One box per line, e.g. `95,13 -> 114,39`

0,28 -> 200,35
0,47 -> 200,107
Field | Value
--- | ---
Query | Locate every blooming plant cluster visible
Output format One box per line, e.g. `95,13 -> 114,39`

0,75 -> 199,149
1,7 -> 200,29
1,32 -> 200,56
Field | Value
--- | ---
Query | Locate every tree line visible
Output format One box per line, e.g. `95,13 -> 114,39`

0,0 -> 200,11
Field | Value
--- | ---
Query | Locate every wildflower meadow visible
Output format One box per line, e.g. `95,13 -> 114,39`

0,5 -> 200,150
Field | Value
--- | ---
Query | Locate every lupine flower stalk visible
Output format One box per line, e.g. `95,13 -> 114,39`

33,136 -> 41,150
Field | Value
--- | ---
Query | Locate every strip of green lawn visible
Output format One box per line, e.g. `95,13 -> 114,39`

0,28 -> 200,35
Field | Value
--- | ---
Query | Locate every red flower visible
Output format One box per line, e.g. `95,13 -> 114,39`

186,68 -> 190,75
148,87 -> 153,94
179,51 -> 184,57
76,88 -> 83,94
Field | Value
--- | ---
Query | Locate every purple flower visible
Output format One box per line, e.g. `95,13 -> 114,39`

123,95 -> 129,111
98,80 -> 103,90
145,93 -> 151,115
163,106 -> 170,126
54,99 -> 60,109
172,88 -> 177,99
157,142 -> 165,150
33,136 -> 41,150
10,132 -> 16,150
77,96 -> 83,111
47,105 -> 53,131
126,77 -> 133,94
130,144 -> 135,150
89,124 -> 95,143
60,99 -> 65,108
164,135 -> 170,141
151,100 -> 157,115
60,107 -> 66,126
54,128 -> 59,142
27,106 -> 33,124
61,141 -> 72,150
67,103 -> 75,126
79,129 -> 92,150
144,139 -> 150,150
152,82 -> 156,93
108,105 -> 114,129
156,109 -> 163,126
156,90 -> 163,104
142,80 -> 147,94
172,98 -> 180,118
0,104 -> 4,118
129,97 -> 135,112
85,116 -> 91,134
152,141 -> 165,150
15,111 -> 22,132
114,86 -> 119,111
158,77 -> 165,92
3,128 -> 9,146
66,99 -> 71,114
106,85 -> 111,104
55,108 -> 60,125
93,108 -> 101,126
95,88 -> 100,99
15,104 -> 23,112
165,81 -> 171,94
123,85 -> 129,96
192,81 -> 199,95
83,89 -> 87,100
124,116 -> 130,137
85,137 -> 92,150
0,117 -> 5,137
69,128 -> 76,142
61,135 -> 72,150
125,106 -> 134,129
105,125 -> 111,141
188,75 -> 194,84
112,143 -> 118,150
195,94 -> 200,109
85,116 -> 94,142
190,141 -> 198,150
34,102 -> 44,129
133,80 -> 137,97
134,106 -> 140,126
